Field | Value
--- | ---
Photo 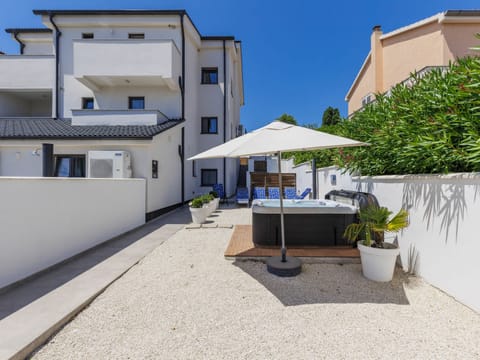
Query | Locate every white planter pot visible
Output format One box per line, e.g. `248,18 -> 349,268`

213,198 -> 219,210
190,206 -> 208,224
204,202 -> 214,216
357,241 -> 400,282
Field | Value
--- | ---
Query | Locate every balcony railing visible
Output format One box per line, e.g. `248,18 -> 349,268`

0,55 -> 54,90
71,109 -> 170,126
73,39 -> 181,91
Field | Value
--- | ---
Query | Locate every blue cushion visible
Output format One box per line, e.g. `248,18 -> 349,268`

296,188 -> 311,199
268,187 -> 280,199
284,187 -> 296,199
213,183 -> 225,198
253,187 -> 266,199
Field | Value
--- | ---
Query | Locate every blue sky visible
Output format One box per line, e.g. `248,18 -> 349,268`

0,0 -> 479,131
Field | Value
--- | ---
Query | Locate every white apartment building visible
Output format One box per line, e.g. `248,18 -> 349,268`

0,9 -> 244,219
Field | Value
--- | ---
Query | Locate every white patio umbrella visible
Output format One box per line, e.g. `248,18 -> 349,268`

189,120 -> 367,276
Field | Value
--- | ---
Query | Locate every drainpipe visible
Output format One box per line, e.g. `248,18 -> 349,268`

312,158 -> 317,199
42,143 -> 54,177
178,127 -> 185,204
12,32 -> 25,55
179,13 -> 185,204
179,13 -> 185,120
223,39 -> 227,198
49,14 -> 61,120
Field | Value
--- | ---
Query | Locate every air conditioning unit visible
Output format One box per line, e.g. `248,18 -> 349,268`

87,151 -> 132,178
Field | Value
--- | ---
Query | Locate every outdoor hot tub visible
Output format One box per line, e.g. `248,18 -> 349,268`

252,199 -> 358,247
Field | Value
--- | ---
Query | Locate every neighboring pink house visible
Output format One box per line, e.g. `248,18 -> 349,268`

345,10 -> 480,116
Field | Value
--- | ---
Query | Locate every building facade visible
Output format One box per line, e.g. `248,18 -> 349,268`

345,10 -> 480,116
0,10 -> 244,218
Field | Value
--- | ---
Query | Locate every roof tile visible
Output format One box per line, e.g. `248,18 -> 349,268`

0,118 -> 183,140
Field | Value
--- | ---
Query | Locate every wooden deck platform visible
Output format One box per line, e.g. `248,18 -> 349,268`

225,225 -> 360,258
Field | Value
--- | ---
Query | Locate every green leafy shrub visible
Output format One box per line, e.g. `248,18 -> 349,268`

340,57 -> 480,175
288,56 -> 480,175
190,198 -> 203,208
209,190 -> 219,198
199,194 -> 213,204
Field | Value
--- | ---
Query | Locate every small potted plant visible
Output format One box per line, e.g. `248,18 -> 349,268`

189,197 -> 208,224
200,194 -> 215,215
343,205 -> 409,282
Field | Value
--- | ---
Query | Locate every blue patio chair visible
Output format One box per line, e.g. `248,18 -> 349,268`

253,187 -> 266,199
295,187 -> 312,199
236,187 -> 249,206
284,187 -> 297,199
212,183 -> 226,202
268,187 -> 280,199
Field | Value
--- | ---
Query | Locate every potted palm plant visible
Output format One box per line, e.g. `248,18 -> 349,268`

344,205 -> 409,282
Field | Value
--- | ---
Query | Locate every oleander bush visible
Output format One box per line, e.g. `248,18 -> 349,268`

290,56 -> 480,175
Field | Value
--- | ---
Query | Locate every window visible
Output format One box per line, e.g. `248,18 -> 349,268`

254,160 -> 267,172
128,97 -> 145,110
128,33 -> 145,39
201,117 -> 218,134
201,169 -> 217,186
201,68 -> 218,84
54,155 -> 86,177
82,33 -> 94,39
192,160 -> 197,177
82,97 -> 94,109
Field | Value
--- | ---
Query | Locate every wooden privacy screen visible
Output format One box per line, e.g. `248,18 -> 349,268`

250,172 -> 296,198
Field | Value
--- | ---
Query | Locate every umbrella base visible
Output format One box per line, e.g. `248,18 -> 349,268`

266,256 -> 302,277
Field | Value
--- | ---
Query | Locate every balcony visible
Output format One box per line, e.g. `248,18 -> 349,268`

0,55 -> 54,90
73,40 -> 181,91
71,109 -> 170,126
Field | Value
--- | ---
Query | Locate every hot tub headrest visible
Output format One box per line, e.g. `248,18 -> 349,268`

324,190 -> 379,210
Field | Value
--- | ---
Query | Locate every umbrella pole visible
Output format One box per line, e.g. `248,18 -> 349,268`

277,152 -> 286,262
266,152 -> 300,276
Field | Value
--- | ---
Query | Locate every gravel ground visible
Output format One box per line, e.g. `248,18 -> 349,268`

33,206 -> 480,360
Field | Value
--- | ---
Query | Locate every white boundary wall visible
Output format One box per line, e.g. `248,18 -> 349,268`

293,163 -> 480,312
0,177 -> 146,289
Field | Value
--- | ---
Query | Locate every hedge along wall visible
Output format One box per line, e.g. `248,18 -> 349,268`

288,57 -> 480,175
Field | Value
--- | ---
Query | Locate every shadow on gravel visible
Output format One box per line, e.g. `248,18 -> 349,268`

0,207 -> 191,320
233,260 -> 411,306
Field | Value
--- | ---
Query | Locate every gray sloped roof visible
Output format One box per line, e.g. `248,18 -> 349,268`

0,118 -> 184,140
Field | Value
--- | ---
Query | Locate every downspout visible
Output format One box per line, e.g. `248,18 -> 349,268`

179,13 -> 186,204
178,127 -> 185,204
49,14 -> 61,120
12,32 -> 25,55
223,39 -> 227,198
180,13 -> 185,120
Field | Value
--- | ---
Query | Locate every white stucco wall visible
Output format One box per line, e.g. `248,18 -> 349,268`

0,125 -> 183,213
352,173 -> 480,313
0,93 -> 31,117
0,56 -> 54,90
0,177 -> 145,289
0,92 -> 52,117
294,165 -> 480,312
148,126 -> 183,211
